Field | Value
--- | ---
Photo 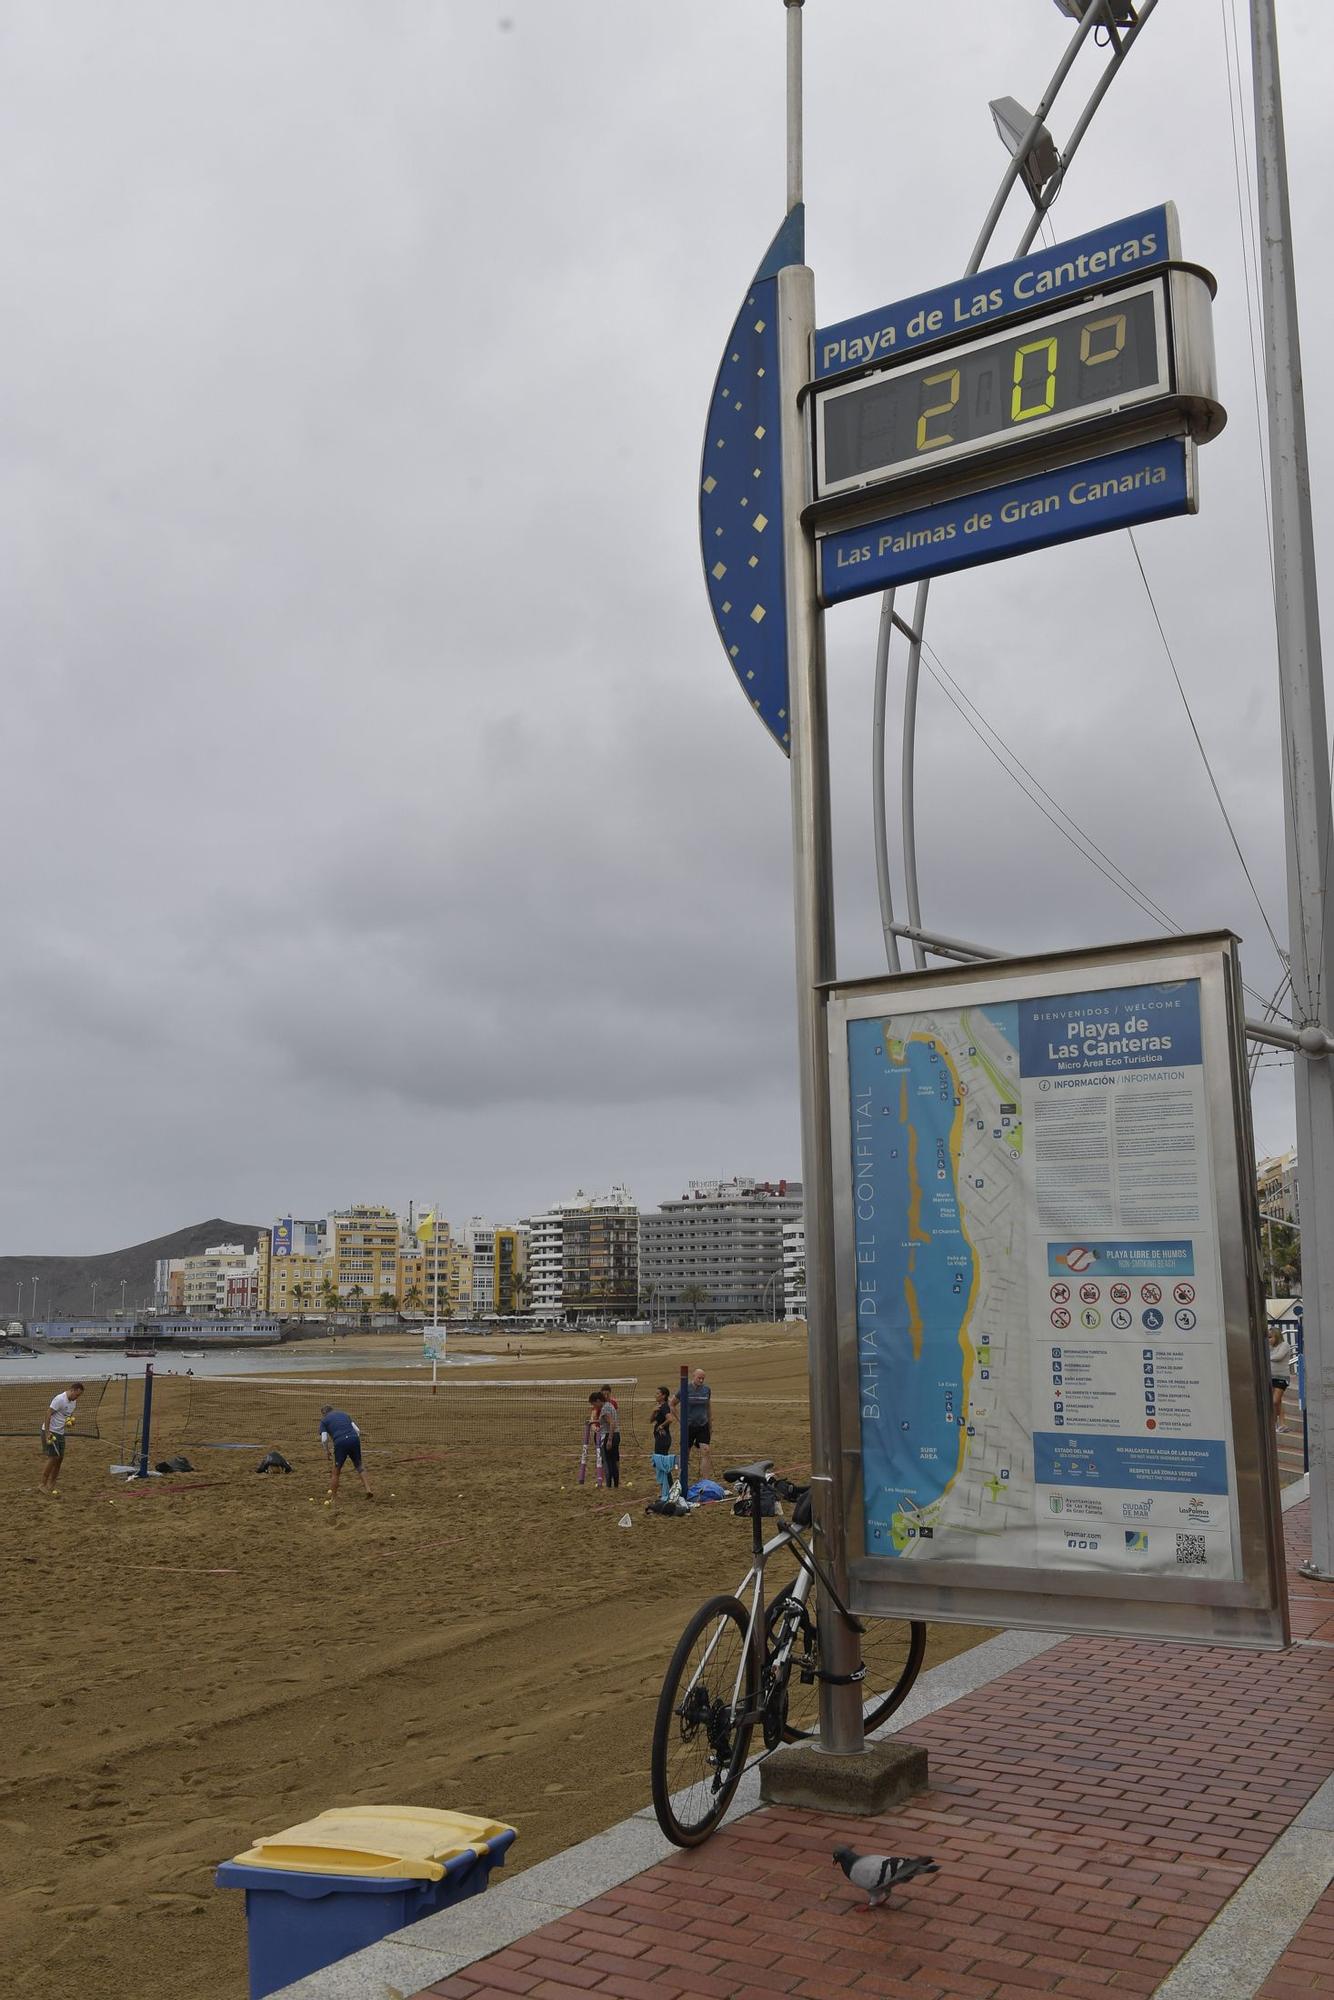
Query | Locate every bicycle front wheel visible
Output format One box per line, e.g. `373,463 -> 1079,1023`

651,1593 -> 757,1846
767,1589 -> 926,1742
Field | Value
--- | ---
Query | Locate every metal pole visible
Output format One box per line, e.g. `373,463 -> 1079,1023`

137,1362 -> 154,1479
1251,0 -> 1334,1576
780,256 -> 864,1754
785,0 -> 803,214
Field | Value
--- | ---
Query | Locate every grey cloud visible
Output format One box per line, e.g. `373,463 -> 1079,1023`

0,1 -> 1325,1248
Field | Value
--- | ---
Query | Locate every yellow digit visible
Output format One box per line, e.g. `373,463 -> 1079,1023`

1011,337 -> 1058,422
1080,312 -> 1127,366
916,368 -> 960,452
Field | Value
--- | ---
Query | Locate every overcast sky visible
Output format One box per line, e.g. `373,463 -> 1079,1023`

2,2 -> 1331,1254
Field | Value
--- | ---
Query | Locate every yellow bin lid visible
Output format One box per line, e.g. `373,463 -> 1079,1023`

230,1805 -> 516,1881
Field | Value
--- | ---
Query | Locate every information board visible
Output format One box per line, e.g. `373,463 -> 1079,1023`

827,935 -> 1288,1648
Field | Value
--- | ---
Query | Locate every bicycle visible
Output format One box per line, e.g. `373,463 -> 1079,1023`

649,1457 -> 927,1847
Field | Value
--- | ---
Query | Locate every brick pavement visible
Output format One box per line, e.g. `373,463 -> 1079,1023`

411,1494 -> 1334,2000
1257,1880 -> 1334,1998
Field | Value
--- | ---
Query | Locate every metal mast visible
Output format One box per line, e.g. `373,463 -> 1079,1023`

1250,0 -> 1334,1575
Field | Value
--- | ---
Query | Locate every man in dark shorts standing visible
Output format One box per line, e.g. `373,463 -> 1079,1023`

673,1367 -> 714,1481
319,1405 -> 374,1500
40,1381 -> 83,1495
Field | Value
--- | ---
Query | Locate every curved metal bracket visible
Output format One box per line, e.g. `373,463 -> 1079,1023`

874,0 -> 1162,977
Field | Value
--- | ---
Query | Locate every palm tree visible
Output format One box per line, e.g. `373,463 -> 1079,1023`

403,1284 -> 423,1314
376,1289 -> 398,1315
291,1281 -> 309,1322
681,1284 -> 710,1331
509,1270 -> 532,1316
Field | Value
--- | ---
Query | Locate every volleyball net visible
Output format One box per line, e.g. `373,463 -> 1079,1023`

0,1376 -> 117,1441
98,1373 -> 644,1463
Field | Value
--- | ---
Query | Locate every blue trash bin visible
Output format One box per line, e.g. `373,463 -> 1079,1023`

216,1806 -> 517,1999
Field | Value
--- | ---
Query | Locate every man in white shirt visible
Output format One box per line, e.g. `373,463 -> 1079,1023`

41,1382 -> 84,1495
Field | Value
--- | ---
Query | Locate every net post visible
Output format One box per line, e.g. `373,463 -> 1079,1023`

678,1362 -> 690,1493
137,1363 -> 154,1478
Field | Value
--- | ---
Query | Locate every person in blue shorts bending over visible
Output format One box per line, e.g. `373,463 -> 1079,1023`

319,1405 -> 374,1500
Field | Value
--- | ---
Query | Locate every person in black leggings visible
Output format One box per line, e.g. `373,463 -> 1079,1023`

598,1383 -> 621,1488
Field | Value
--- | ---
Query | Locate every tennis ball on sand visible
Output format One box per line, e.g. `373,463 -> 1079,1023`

323,1499 -> 332,1507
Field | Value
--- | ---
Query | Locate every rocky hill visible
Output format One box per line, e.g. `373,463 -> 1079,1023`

0,1218 -> 263,1320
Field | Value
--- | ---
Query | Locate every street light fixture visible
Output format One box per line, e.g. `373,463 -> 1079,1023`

988,95 -> 1061,203
1052,0 -> 1137,24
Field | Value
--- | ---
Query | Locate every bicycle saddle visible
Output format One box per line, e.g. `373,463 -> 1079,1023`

724,1459 -> 775,1483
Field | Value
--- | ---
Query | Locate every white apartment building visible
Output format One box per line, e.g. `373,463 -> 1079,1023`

174,1243 -> 259,1314
520,1186 -> 637,1322
782,1217 -> 807,1322
640,1177 -> 804,1325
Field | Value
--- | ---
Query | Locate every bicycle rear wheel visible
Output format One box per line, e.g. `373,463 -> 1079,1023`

766,1589 -> 926,1742
651,1593 -> 757,1846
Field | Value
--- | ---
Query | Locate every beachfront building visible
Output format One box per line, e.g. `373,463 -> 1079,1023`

154,1258 -> 186,1311
177,1243 -> 260,1314
640,1177 -> 803,1326
465,1219 -> 528,1316
331,1204 -> 401,1306
403,1212 -> 473,1318
782,1216 -> 807,1323
522,1186 -> 638,1322
257,1217 -> 330,1315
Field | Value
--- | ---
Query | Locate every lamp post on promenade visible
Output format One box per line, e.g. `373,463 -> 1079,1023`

1250,0 -> 1334,1577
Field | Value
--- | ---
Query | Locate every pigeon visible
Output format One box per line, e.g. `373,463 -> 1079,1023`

832,1847 -> 939,1908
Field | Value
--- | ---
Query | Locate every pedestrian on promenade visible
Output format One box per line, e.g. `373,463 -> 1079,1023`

319,1405 -> 374,1500
1269,1325 -> 1295,1432
673,1367 -> 714,1481
40,1382 -> 84,1495
598,1387 -> 621,1488
650,1386 -> 676,1503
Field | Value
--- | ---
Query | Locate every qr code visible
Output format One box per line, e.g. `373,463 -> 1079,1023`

1176,1533 -> 1208,1566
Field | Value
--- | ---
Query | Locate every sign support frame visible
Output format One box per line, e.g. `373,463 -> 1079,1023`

824,931 -> 1288,1649
779,0 -> 866,1759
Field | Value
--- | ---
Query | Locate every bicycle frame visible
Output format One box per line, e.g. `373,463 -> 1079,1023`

678,1495 -> 860,1734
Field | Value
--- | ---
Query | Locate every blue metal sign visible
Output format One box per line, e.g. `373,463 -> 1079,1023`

814,205 -> 1173,382
700,206 -> 805,755
819,436 -> 1192,605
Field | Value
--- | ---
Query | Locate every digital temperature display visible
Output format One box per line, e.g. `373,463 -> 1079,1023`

815,280 -> 1170,499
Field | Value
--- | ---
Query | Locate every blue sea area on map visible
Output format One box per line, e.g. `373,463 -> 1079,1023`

849,1018 -> 975,1556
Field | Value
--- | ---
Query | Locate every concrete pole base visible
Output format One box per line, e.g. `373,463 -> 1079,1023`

759,1736 -> 928,1815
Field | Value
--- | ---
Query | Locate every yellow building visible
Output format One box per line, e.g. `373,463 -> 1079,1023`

332,1205 -> 401,1305
267,1253 -> 331,1317
258,1218 -> 332,1314
407,1214 -> 474,1317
